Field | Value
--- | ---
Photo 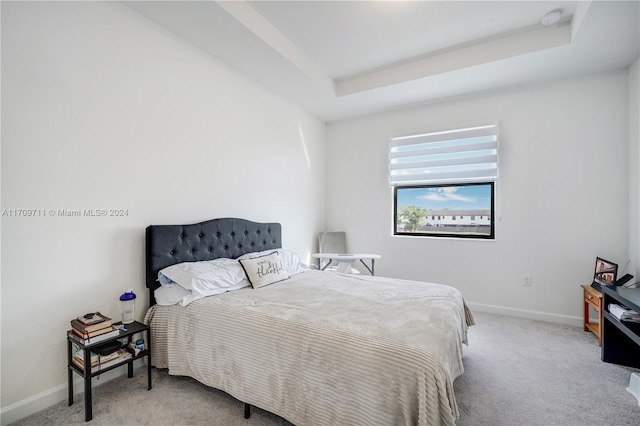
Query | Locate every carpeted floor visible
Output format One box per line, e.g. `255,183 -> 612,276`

10,312 -> 640,425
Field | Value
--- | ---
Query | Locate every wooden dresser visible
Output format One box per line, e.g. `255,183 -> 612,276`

581,284 -> 602,346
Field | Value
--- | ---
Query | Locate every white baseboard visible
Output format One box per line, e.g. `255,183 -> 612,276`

467,301 -> 583,327
0,360 -> 145,426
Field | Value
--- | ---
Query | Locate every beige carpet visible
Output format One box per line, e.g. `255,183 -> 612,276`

10,312 -> 640,425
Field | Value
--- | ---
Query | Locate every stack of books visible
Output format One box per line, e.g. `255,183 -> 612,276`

609,304 -> 640,323
70,312 -> 119,344
71,346 -> 132,371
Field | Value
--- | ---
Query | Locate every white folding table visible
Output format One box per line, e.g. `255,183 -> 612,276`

311,253 -> 381,276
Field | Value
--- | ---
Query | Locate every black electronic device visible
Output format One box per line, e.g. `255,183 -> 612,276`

93,340 -> 121,356
616,273 -> 634,286
590,257 -> 618,292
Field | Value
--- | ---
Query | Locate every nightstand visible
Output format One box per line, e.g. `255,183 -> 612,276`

581,284 -> 602,346
67,321 -> 151,421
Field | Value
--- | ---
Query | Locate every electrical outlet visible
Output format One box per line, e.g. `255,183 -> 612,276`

523,275 -> 532,286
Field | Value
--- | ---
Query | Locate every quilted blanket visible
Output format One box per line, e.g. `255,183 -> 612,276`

144,270 -> 473,426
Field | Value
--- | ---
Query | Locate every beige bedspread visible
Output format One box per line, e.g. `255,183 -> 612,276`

144,270 -> 474,426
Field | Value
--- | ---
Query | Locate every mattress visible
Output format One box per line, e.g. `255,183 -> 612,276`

144,270 -> 474,426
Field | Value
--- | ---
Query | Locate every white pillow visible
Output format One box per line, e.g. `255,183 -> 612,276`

239,251 -> 290,289
158,258 -> 249,306
154,283 -> 191,306
237,249 -> 308,276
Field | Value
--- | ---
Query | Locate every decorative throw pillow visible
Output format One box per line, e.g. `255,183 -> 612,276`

237,249 -> 308,276
239,251 -> 290,289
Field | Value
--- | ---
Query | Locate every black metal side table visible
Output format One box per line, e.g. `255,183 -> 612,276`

67,321 -> 152,421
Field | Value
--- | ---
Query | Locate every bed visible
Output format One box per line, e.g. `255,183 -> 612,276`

144,217 -> 474,426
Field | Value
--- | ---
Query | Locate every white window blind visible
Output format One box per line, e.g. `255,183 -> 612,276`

389,123 -> 499,186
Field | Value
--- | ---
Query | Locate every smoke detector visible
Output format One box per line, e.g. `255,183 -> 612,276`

541,9 -> 563,26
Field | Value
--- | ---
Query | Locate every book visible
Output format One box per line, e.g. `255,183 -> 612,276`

70,316 -> 112,334
71,343 -> 100,365
71,348 -> 132,371
72,344 -> 122,366
76,311 -> 110,325
71,323 -> 114,337
70,327 -> 120,345
71,323 -> 114,339
71,319 -> 111,333
609,303 -> 640,323
73,343 -> 128,365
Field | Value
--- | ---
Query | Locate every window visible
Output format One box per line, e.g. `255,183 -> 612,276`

394,183 -> 495,238
390,123 -> 498,239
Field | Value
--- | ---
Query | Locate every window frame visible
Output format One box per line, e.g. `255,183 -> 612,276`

393,182 -> 495,239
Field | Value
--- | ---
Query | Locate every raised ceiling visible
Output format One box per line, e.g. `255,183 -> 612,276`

124,1 -> 640,122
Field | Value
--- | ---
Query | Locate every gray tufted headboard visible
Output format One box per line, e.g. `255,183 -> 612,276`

145,217 -> 282,305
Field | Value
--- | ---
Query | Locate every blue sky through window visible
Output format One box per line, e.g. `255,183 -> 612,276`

396,184 -> 492,211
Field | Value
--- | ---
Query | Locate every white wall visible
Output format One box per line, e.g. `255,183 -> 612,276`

0,0 -> 325,416
326,71 -> 630,323
629,57 -> 640,280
